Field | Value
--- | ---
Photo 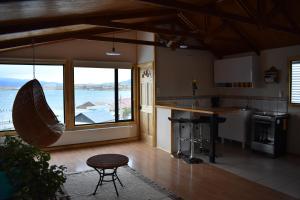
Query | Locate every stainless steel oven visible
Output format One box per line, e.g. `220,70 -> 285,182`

251,112 -> 288,157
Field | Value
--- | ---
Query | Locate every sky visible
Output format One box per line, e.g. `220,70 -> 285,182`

0,64 -> 131,84
74,67 -> 131,84
0,64 -> 63,83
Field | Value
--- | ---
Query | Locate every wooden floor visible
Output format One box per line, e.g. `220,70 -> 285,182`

49,141 -> 295,200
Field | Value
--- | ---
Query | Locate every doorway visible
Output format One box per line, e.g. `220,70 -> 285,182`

138,62 -> 155,146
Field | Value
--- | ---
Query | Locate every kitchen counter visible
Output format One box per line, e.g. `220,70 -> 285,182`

156,104 -> 241,115
156,104 -> 240,163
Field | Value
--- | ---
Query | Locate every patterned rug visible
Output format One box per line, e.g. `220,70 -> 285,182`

63,166 -> 183,200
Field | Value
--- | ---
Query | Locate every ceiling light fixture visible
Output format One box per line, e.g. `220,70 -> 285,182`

179,44 -> 188,49
106,33 -> 121,56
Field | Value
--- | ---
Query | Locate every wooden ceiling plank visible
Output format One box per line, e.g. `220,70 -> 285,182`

225,20 -> 260,55
235,0 -> 258,20
175,13 -> 221,58
276,0 -> 299,31
0,9 -> 176,35
203,22 -> 228,44
137,0 -> 300,35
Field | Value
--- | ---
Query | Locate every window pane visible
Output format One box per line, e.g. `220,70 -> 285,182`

291,61 -> 300,104
0,64 -> 64,131
118,69 -> 132,120
74,67 -> 115,125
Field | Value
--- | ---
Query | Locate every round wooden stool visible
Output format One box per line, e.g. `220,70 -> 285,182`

86,154 -> 129,196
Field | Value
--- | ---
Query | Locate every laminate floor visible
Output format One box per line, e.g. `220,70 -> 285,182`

49,141 -> 296,200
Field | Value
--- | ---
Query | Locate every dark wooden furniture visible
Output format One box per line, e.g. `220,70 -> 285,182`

86,154 -> 129,196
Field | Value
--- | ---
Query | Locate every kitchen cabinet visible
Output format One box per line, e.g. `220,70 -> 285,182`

219,109 -> 252,148
214,55 -> 259,87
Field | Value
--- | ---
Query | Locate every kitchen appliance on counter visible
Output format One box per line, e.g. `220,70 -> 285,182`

251,111 -> 288,157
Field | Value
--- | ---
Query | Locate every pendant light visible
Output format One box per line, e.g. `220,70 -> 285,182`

106,33 -> 121,56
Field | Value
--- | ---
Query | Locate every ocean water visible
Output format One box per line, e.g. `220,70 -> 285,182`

0,89 -> 131,131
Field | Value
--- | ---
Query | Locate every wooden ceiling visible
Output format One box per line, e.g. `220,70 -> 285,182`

1,0 -> 300,57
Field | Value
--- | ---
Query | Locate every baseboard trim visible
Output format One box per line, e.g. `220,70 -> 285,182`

43,136 -> 139,152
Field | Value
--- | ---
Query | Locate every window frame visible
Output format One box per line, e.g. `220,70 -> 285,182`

0,59 -> 136,136
289,56 -> 300,106
72,61 -> 135,129
0,58 -> 66,135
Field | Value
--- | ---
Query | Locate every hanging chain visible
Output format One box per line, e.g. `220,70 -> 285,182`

32,39 -> 36,79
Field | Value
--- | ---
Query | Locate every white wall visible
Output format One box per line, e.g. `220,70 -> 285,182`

136,31 -> 155,64
0,31 -> 138,146
156,47 -> 215,98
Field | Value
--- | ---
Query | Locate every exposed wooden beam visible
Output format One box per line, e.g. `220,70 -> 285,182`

137,0 -> 300,35
77,35 -> 207,50
177,12 -> 203,33
225,20 -> 260,55
88,21 -> 198,38
0,9 -> 176,35
0,27 -> 114,50
175,12 -> 221,58
0,18 -> 203,50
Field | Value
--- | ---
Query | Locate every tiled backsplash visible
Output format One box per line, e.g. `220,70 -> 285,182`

220,97 -> 288,113
157,95 -> 288,113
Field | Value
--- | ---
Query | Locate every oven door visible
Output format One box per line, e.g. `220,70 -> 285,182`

251,115 -> 275,154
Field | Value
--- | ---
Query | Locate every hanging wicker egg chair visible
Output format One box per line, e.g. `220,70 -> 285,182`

12,79 -> 64,148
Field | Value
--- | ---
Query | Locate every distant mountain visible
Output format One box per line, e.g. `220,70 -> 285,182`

0,77 -> 130,89
75,79 -> 131,89
0,78 -> 63,88
119,80 -> 131,86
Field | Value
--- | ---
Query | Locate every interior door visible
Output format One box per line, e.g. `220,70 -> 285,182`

138,62 -> 154,146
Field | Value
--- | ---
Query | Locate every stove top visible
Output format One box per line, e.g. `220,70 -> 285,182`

253,111 -> 288,117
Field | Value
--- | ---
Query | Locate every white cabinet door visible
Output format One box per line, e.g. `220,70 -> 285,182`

214,56 -> 255,83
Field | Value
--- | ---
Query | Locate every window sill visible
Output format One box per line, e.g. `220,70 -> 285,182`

0,121 -> 137,137
65,121 -> 136,132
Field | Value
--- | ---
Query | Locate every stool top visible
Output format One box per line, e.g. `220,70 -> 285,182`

86,154 -> 129,169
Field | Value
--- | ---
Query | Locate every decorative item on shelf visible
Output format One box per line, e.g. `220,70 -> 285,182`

264,66 -> 279,83
106,33 -> 121,56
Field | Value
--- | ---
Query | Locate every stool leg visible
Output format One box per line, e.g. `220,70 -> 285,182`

93,168 -> 102,195
190,123 -> 195,159
199,124 -> 203,152
115,168 -> 124,187
177,123 -> 183,157
100,169 -> 104,185
112,170 -> 119,196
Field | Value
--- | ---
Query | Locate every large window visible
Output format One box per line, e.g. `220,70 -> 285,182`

0,64 -> 64,131
290,60 -> 300,104
74,67 -> 133,126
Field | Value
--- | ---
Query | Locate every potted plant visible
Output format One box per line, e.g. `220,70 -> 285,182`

0,145 -> 13,200
0,136 -> 66,200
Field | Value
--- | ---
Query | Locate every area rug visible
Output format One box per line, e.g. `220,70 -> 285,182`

63,166 -> 183,200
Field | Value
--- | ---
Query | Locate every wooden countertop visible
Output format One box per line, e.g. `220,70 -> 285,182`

156,104 -> 240,115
